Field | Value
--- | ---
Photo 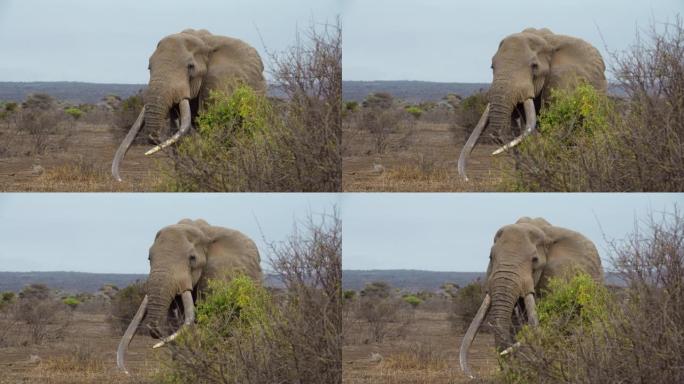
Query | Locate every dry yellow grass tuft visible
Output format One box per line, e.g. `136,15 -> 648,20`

17,159 -> 163,192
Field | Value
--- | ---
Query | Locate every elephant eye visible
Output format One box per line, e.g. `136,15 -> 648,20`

532,256 -> 539,263
531,62 -> 539,70
187,63 -> 195,70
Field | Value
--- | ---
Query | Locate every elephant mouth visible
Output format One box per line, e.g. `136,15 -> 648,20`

511,94 -> 542,130
459,291 -> 539,379
148,291 -> 193,339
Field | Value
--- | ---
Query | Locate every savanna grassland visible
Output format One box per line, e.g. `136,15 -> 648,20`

0,94 -> 167,192
342,92 -> 512,192
343,207 -> 684,384
0,284 -> 161,384
342,281 -> 497,384
0,20 -> 341,192
342,18 -> 684,192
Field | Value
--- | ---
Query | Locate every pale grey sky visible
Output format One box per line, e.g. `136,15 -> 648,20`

343,0 -> 683,81
0,193 -> 338,273
341,193 -> 683,272
0,0 -> 339,83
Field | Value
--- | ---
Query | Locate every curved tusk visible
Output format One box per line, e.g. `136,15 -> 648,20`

524,293 -> 539,327
145,99 -> 191,156
112,107 -> 145,181
457,103 -> 490,182
152,291 -> 195,349
492,99 -> 537,155
116,294 -> 148,375
459,293 -> 491,379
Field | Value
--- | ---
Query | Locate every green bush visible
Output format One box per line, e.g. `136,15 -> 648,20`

194,276 -> 272,340
161,85 -> 289,191
497,273 -> 613,384
405,105 -> 423,119
360,281 -> 391,298
402,294 -> 422,308
345,101 -> 359,112
0,291 -> 16,311
64,107 -> 84,120
537,84 -> 612,138
534,272 -> 609,328
343,290 -> 357,300
503,84 -> 620,191
62,296 -> 80,309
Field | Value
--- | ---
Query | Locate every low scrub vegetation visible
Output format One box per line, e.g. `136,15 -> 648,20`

108,280 -> 147,335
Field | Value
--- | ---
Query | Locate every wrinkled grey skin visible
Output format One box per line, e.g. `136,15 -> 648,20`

117,219 -> 261,373
144,219 -> 261,335
458,28 -> 607,180
459,217 -> 604,378
484,217 -> 603,348
487,28 -> 606,137
112,29 -> 266,181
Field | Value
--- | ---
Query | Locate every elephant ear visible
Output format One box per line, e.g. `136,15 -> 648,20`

198,34 -> 266,95
190,222 -> 262,283
538,225 -> 603,282
544,32 -> 607,91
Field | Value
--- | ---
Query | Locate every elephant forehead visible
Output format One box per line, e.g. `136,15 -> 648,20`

496,224 -> 540,245
154,225 -> 201,245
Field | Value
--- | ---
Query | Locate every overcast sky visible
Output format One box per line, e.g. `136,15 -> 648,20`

0,193 -> 337,273
341,193 -> 682,272
343,0 -> 682,82
0,0 -> 339,83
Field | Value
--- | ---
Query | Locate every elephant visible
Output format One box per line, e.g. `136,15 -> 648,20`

112,29 -> 266,181
459,217 -> 603,378
457,28 -> 607,181
116,219 -> 262,374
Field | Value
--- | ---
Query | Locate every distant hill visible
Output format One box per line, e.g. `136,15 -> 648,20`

0,271 -> 282,294
0,82 -> 145,104
343,81 -> 490,103
0,81 -> 626,105
343,269 -> 624,292
343,270 -> 485,292
0,82 -> 284,104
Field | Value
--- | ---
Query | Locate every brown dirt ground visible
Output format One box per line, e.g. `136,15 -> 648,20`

343,308 -> 498,383
342,121 -> 514,192
0,311 -> 165,384
0,122 -> 169,192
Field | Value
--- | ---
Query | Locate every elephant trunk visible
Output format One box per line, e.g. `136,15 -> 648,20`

143,89 -> 170,140
145,271 -> 177,338
488,275 -> 520,350
487,81 -> 515,140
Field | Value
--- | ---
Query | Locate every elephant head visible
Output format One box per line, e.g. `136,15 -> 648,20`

116,219 -> 262,374
112,29 -> 266,181
457,28 -> 607,181
459,217 -> 603,378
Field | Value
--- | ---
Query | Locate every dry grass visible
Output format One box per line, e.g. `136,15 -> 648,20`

342,118 -> 510,191
0,119 -> 168,192
343,303 -> 498,384
0,310 -> 162,384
